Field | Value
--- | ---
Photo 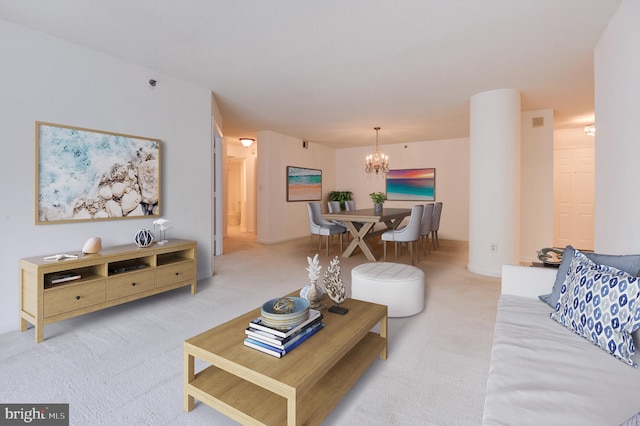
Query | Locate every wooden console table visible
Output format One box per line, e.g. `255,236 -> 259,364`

20,239 -> 197,342
184,294 -> 387,425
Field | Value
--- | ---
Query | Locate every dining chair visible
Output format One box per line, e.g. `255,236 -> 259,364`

328,201 -> 348,244
343,199 -> 365,232
327,201 -> 341,213
431,202 -> 443,249
306,202 -> 346,255
381,204 -> 423,265
420,203 -> 435,256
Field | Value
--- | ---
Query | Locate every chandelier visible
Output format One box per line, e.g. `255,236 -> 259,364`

365,127 -> 389,175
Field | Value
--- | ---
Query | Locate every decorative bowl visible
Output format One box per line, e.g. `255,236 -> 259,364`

260,297 -> 309,330
536,247 -> 565,266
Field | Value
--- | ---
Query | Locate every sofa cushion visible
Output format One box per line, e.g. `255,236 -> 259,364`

483,294 -> 640,425
550,250 -> 640,366
539,245 -> 640,308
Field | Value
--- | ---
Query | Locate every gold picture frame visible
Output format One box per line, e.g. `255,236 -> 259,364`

35,122 -> 161,224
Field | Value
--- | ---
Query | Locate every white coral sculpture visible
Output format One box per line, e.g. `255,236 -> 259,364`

306,254 -> 322,282
323,256 -> 346,305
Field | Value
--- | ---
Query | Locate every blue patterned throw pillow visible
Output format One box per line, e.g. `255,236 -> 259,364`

550,250 -> 640,367
539,245 -> 640,308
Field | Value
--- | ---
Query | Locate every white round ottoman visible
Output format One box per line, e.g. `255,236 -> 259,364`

351,262 -> 425,317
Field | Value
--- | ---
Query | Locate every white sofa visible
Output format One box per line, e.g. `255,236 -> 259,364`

482,264 -> 640,426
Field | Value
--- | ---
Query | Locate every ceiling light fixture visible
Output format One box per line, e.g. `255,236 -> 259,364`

365,127 -> 389,176
584,124 -> 595,136
240,138 -> 255,147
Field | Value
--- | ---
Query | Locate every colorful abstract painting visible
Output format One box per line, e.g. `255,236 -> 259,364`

287,166 -> 322,201
386,168 -> 435,201
36,122 -> 161,224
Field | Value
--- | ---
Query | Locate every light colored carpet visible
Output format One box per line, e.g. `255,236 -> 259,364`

0,234 -> 500,425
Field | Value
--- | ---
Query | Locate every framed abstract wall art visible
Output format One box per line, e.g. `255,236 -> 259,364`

386,168 -> 436,201
286,166 -> 322,201
35,122 -> 161,224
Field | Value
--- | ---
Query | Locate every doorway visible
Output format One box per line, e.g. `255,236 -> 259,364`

227,158 -> 246,234
224,141 -> 257,250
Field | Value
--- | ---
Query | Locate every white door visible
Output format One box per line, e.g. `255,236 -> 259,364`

553,146 -> 594,250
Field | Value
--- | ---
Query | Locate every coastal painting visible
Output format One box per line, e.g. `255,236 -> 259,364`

286,166 -> 322,201
36,122 -> 161,224
386,168 -> 435,201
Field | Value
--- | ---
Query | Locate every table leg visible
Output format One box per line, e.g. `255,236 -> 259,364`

340,222 -> 363,257
383,218 -> 406,230
287,394 -> 301,426
35,324 -> 44,343
184,351 -> 195,411
380,311 -> 388,360
341,222 -> 377,261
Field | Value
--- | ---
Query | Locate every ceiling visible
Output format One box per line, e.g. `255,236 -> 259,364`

0,1 -> 621,147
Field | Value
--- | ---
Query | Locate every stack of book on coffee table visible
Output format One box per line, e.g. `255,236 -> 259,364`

244,309 -> 324,358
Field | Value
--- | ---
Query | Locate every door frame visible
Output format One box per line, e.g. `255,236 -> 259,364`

212,122 -> 223,259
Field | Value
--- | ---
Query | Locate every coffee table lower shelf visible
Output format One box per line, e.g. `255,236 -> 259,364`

185,332 -> 386,425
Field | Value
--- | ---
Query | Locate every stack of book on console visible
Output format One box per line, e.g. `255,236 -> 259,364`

45,272 -> 82,289
244,309 -> 324,358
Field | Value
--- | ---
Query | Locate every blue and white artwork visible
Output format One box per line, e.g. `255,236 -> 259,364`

386,168 -> 435,201
36,122 -> 161,223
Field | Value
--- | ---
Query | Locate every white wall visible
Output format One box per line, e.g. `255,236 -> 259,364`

335,138 -> 470,241
256,132 -> 337,243
555,128 -> 595,150
594,0 -> 640,253
0,20 -> 215,335
520,109 -> 554,263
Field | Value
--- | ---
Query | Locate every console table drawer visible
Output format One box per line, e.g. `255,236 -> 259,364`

44,280 -> 106,318
107,269 -> 155,300
156,261 -> 195,288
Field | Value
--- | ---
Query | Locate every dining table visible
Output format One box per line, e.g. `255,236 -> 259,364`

322,207 -> 412,261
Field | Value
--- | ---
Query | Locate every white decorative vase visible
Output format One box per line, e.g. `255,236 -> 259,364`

300,280 -> 323,308
134,229 -> 154,248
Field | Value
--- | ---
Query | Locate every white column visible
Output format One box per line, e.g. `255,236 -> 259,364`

468,89 -> 521,277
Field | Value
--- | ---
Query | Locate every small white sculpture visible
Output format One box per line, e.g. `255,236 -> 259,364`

306,254 -> 321,282
153,218 -> 172,245
323,256 -> 347,307
82,237 -> 102,254
301,254 -> 325,309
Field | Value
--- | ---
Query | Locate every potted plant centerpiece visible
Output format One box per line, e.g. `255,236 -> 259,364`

328,191 -> 353,211
369,192 -> 387,213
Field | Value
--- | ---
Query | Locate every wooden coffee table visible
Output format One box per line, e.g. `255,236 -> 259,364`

183,293 -> 388,425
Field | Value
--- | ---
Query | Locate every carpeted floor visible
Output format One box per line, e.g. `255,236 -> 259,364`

0,233 -> 500,425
